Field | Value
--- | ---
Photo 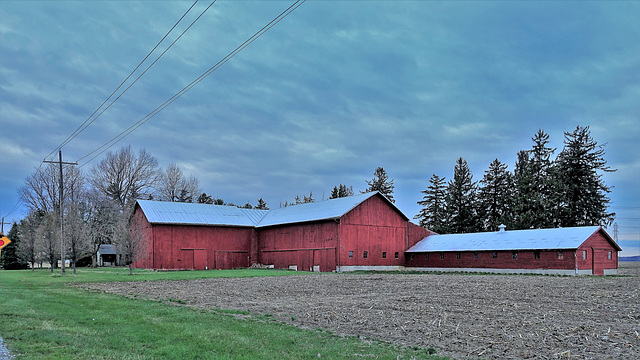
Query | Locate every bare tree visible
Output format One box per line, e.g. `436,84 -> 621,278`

118,207 -> 149,275
157,164 -> 201,203
17,210 -> 45,271
35,212 -> 59,273
83,189 -> 121,267
19,163 -> 84,213
90,146 -> 160,208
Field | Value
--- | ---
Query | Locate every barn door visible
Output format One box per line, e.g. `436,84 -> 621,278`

180,249 -> 207,270
193,249 -> 208,270
592,248 -> 604,276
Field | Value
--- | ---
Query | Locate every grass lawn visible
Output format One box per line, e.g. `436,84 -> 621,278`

0,268 -> 449,359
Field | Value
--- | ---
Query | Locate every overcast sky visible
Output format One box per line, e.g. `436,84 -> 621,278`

1,1 -> 638,255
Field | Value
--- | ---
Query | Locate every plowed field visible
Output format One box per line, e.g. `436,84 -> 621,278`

82,263 -> 640,360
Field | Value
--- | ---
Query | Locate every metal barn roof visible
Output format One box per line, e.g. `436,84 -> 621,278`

406,226 -> 604,252
136,192 -> 403,228
98,244 -> 117,255
255,192 -> 383,228
136,200 -> 268,227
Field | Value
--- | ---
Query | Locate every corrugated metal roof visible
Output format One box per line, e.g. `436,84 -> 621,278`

98,244 -> 117,255
255,192 -> 381,228
406,226 -> 603,252
136,192 -> 401,228
136,200 -> 268,227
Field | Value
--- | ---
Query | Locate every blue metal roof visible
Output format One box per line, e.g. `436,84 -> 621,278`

255,192 -> 382,228
136,192 -> 403,228
136,200 -> 268,227
406,226 -> 604,252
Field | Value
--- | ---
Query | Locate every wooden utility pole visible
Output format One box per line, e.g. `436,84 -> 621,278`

43,150 -> 77,275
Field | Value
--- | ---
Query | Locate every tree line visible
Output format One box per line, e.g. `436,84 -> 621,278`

414,126 -> 615,234
1,125 -> 614,270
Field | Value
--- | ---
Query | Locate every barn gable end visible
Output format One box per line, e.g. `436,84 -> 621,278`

131,192 -> 424,272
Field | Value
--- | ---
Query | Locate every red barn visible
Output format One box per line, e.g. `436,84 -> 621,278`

405,225 -> 621,275
132,192 -> 431,272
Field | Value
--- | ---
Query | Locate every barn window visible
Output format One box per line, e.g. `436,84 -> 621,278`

512,251 -> 518,260
348,251 -> 353,259
608,251 -> 612,260
425,253 -> 429,260
456,252 -> 461,259
492,251 -> 498,259
363,251 -> 368,259
440,252 -> 445,260
395,252 -> 399,259
473,252 -> 478,259
557,251 -> 564,259
583,250 -> 587,260
534,251 -> 540,259
382,252 -> 387,259
410,254 -> 415,260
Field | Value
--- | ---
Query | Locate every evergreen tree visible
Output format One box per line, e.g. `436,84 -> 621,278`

197,193 -> 214,204
445,158 -> 478,233
478,159 -> 514,231
330,184 -> 354,199
303,191 -> 315,203
2,222 -> 29,269
513,150 -> 535,229
363,167 -> 395,203
554,125 -> 616,226
255,197 -> 269,210
512,131 -> 557,229
414,174 -> 448,233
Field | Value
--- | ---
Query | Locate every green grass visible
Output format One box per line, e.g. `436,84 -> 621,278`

0,268 -> 450,359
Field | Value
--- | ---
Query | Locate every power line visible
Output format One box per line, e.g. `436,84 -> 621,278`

45,0 -> 202,161
76,0 -> 307,167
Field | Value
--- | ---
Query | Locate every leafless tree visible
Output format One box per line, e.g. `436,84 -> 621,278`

157,163 -> 201,202
17,210 -> 44,271
89,146 -> 161,208
117,207 -> 149,275
19,163 -> 84,213
35,212 -> 59,273
83,189 -> 121,267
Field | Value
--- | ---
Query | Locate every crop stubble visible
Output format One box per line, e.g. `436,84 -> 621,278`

82,263 -> 639,360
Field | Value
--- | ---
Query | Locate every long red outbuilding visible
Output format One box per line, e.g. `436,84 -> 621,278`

132,192 -> 431,272
131,192 -> 620,275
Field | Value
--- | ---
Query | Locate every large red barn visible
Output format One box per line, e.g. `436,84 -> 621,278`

405,225 -> 621,275
132,192 -> 431,272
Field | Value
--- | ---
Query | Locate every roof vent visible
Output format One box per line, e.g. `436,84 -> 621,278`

498,224 -> 506,233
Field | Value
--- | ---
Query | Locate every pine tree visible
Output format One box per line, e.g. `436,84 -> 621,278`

445,158 -> 478,233
330,184 -> 354,199
255,197 -> 269,210
2,222 -> 29,269
478,159 -> 514,231
414,174 -> 448,233
554,125 -> 616,226
363,167 -> 395,203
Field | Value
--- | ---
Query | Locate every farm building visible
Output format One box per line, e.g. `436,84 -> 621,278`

405,225 -> 621,275
131,192 -> 432,272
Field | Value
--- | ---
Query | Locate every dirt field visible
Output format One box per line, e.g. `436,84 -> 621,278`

82,263 -> 640,360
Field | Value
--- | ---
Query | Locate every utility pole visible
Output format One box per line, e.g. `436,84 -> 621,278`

43,150 -> 78,275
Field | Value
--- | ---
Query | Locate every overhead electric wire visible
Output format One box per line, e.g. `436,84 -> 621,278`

45,0 -> 202,161
76,0 -> 307,167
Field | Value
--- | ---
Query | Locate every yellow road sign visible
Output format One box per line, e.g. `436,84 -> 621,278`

0,234 -> 10,249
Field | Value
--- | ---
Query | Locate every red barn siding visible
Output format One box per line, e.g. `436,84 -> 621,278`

132,205 -> 258,270
406,250 -> 576,270
338,195 -> 409,268
577,230 -> 619,275
258,221 -> 338,272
